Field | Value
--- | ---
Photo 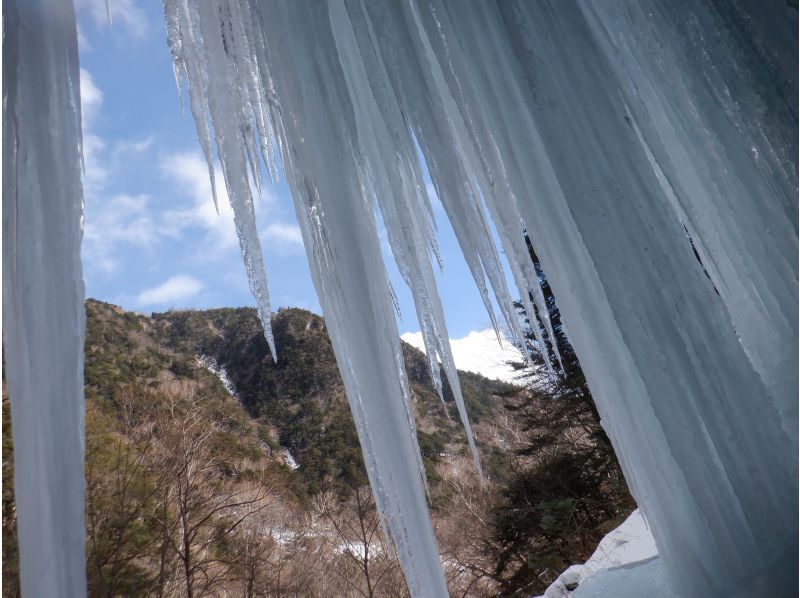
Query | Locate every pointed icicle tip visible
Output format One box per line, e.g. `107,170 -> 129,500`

265,329 -> 277,364
209,168 -> 220,215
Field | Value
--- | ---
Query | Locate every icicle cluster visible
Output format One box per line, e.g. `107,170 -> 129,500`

3,0 -> 796,595
153,1 -> 793,597
164,0 -> 280,359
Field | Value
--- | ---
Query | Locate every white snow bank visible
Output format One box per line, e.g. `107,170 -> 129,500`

538,509 -> 665,597
573,557 -> 677,598
281,449 -> 300,471
196,355 -> 239,401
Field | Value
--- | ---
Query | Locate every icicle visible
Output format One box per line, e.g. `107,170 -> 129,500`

165,0 -> 221,213
332,0 -> 484,475
163,0 -> 186,110
3,0 -> 87,596
165,0 -> 277,359
387,276 -> 402,319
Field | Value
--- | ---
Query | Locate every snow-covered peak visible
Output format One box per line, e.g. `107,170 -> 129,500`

401,329 -> 523,385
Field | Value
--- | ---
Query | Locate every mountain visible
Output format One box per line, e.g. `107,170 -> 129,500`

84,300 -> 519,493
3,299 -> 631,597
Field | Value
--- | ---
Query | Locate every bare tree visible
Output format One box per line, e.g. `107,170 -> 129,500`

434,456 -> 499,598
226,514 -> 278,597
313,485 -> 406,598
224,504 -> 332,597
153,393 -> 273,597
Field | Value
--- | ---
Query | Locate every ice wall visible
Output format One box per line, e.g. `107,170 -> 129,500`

581,0 -> 799,439
161,1 -> 797,597
3,0 -> 87,596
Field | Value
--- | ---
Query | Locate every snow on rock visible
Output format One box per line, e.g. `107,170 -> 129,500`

573,557 -> 677,598
281,449 -> 300,471
196,355 -> 301,471
196,355 -> 239,402
539,509 -> 662,598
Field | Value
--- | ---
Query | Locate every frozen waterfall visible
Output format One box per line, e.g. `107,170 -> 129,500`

3,0 -> 796,597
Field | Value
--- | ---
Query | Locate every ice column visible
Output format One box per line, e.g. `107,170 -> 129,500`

3,0 -> 87,596
495,4 -> 796,595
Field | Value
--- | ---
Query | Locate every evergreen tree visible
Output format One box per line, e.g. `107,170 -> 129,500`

508,235 -> 612,457
490,235 -> 633,595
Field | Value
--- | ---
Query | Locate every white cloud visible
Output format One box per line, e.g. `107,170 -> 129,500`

401,328 -> 523,384
113,137 -> 153,155
77,24 -> 92,52
79,68 -> 102,126
85,194 -> 155,246
79,70 -> 153,197
161,151 -> 298,256
83,194 -> 157,273
82,132 -> 108,194
160,152 -> 239,249
80,122 -> 155,273
263,222 -> 304,254
79,67 -> 159,275
79,68 -> 108,195
76,0 -> 148,39
137,275 -> 203,307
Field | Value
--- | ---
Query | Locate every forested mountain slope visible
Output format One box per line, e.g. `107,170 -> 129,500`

148,302 -> 520,490
3,299 -> 525,596
3,300 -> 630,597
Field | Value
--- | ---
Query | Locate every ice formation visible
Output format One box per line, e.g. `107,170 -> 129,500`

539,509 -> 660,598
3,0 -> 87,596
159,1 -> 797,595
572,558 -> 677,598
3,0 -> 796,597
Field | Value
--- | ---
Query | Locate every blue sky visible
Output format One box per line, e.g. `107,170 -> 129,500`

75,0 -> 513,346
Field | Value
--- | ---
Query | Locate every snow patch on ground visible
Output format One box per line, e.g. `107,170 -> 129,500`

196,355 -> 301,470
537,509 -> 669,597
573,557 -> 677,598
196,355 -> 239,401
281,449 -> 300,470
401,329 -> 523,384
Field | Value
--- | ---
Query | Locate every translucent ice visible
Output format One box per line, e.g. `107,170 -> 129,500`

3,0 -> 87,595
5,1 -> 795,597
161,1 -> 797,596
